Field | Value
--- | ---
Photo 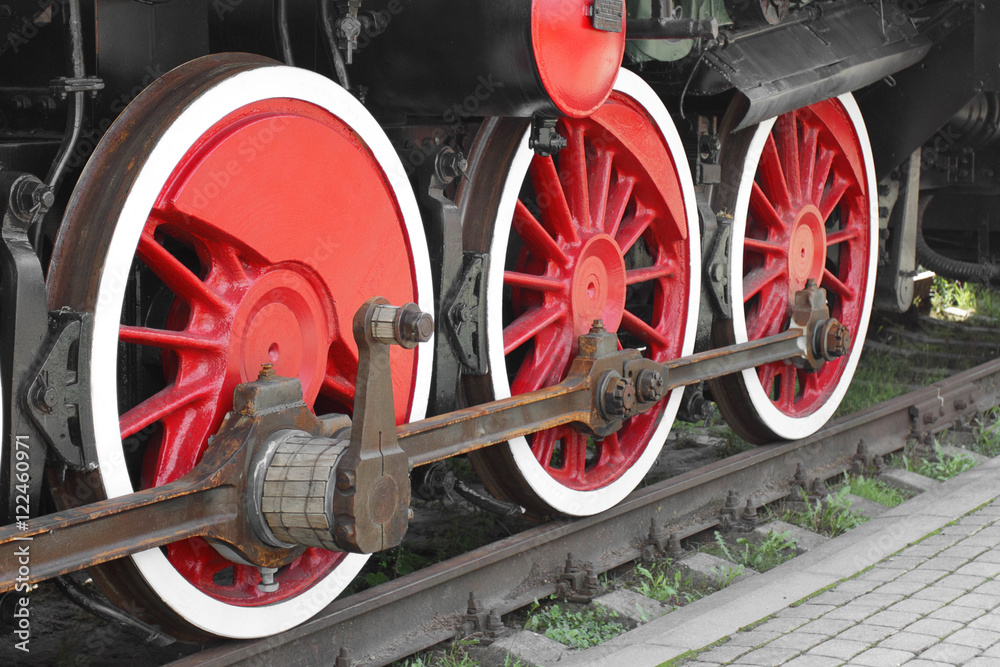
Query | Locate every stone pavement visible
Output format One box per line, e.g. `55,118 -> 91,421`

548,455 -> 1000,667
684,499 -> 1000,667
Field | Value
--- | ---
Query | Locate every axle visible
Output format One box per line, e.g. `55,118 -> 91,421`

0,282 -> 848,592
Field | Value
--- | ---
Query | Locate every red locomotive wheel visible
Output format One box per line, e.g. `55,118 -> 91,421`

463,70 -> 700,516
47,55 -> 433,639
710,95 -> 877,443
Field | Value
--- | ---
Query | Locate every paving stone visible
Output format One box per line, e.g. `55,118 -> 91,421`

836,624 -> 895,644
929,604 -> 986,623
956,562 -> 1000,578
935,574 -> 990,591
918,643 -> 983,664
963,659 -> 1000,667
969,611 -> 1000,633
778,605 -> 837,620
961,534 -> 1000,548
900,545 -> 946,559
893,570 -> 948,586
911,586 -> 966,603
860,569 -> 906,583
682,662 -> 720,667
940,518 -> 987,534
752,616 -> 812,634
837,579 -> 883,595
974,581 -> 1000,596
768,633 -> 829,651
973,550 -> 1000,564
880,557 -> 929,571
855,593 -> 908,608
876,580 -> 931,596
726,631 -> 784,648
983,644 -> 1000,657
917,556 -> 969,572
807,638 -> 868,659
825,604 -> 878,622
899,661 -> 956,667
806,591 -> 861,607
879,468 -> 940,494
850,647 -> 916,666
850,494 -> 891,520
699,644 -> 752,662
865,610 -> 924,628
781,656 -> 842,667
796,617 -> 855,637
887,598 -> 946,616
917,535 -> 964,549
736,646 -> 802,665
946,628 -> 1000,649
950,593 -> 1000,611
937,545 -> 990,561
877,632 -> 940,653
906,618 -> 964,637
593,589 -> 669,623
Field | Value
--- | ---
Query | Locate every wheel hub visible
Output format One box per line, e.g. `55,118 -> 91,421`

788,205 -> 826,294
570,235 -> 627,336
229,265 -> 332,402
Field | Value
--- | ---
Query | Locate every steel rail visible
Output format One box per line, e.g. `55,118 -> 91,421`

171,357 -> 1000,667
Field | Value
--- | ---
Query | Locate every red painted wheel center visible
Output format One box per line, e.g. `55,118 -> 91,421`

788,205 -> 826,294
229,265 -> 332,402
571,235 -> 626,336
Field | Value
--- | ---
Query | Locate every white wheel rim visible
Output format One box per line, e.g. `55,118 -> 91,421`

485,69 -> 701,516
729,93 -> 878,439
87,66 -> 433,638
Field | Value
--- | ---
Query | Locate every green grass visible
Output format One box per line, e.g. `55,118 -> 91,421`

973,408 -> 1000,458
524,600 -> 628,649
394,640 -> 527,667
839,474 -> 908,507
834,350 -> 915,418
896,442 -> 977,481
931,276 -> 1000,321
783,487 -> 868,537
704,530 -> 797,573
631,561 -> 703,607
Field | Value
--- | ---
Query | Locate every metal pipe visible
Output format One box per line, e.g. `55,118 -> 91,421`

274,0 -> 295,66
321,0 -> 351,90
626,17 -> 719,40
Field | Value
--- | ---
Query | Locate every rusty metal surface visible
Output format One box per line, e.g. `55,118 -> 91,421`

171,357 -> 1000,667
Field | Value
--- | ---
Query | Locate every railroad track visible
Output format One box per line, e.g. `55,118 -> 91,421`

164,356 -> 1000,667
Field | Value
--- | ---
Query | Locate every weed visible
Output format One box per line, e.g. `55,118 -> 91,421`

838,474 -> 908,507
705,530 -> 797,573
784,488 -> 868,537
713,427 -> 755,458
973,408 -> 1000,458
930,277 -> 1000,321
524,600 -> 628,649
712,562 -> 746,588
632,562 -> 702,607
393,639 -> 482,667
896,442 -> 977,481
362,547 -> 430,588
835,351 -> 914,417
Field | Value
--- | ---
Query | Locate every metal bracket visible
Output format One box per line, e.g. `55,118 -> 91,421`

529,117 -> 567,157
446,252 -> 489,375
704,207 -> 733,319
27,310 -> 98,471
910,383 -> 980,438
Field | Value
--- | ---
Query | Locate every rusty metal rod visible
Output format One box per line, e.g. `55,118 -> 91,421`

0,481 -> 234,593
663,329 -> 805,389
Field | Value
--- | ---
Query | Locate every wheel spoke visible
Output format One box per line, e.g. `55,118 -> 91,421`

748,290 -> 788,340
504,271 -> 563,292
615,210 -> 652,255
120,380 -> 213,440
826,228 -> 860,247
819,175 -> 850,222
776,112 -> 802,204
777,365 -> 797,410
598,433 -> 624,467
626,260 -> 676,285
503,306 -> 565,355
322,373 -> 356,406
513,200 -> 570,267
811,148 -> 835,205
743,238 -> 787,257
760,134 -> 793,213
822,267 -> 856,301
604,174 -> 635,238
800,125 -> 819,197
532,429 -> 558,467
750,181 -> 785,230
743,264 -> 784,302
620,310 -> 668,348
529,156 -> 579,244
589,149 -> 614,230
119,325 -> 225,352
562,430 -> 587,482
511,337 -> 564,394
758,362 -> 778,399
137,230 -> 229,314
560,124 -> 591,229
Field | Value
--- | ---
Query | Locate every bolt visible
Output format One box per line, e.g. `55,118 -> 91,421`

435,148 -> 468,182
9,177 -> 54,224
600,373 -> 635,419
397,305 -> 434,346
955,397 -> 969,411
335,523 -> 356,544
336,470 -> 356,492
590,319 -> 606,334
258,363 -> 276,380
636,369 -> 665,402
257,566 -> 279,593
741,498 -> 758,521
33,385 -> 57,413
